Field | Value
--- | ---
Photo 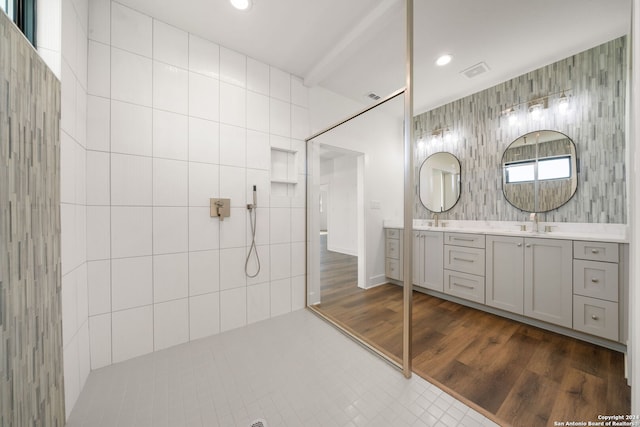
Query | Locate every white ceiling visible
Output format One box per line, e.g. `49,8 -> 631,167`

117,0 -> 631,114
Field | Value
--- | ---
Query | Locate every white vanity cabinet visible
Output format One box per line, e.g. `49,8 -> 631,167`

572,241 -> 620,341
413,231 -> 443,291
523,238 -> 573,328
443,233 -> 485,303
486,236 -> 572,327
486,235 -> 524,314
385,228 -> 403,281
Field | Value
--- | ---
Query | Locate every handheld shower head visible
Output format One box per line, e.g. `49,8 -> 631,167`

253,185 -> 257,207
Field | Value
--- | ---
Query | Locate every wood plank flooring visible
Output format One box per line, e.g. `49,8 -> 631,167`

315,235 -> 631,427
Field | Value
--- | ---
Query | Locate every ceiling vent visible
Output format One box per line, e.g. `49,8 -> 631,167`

366,92 -> 381,101
461,62 -> 490,79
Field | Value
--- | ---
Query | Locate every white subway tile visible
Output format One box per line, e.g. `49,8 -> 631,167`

152,207 -> 188,254
88,41 -> 109,97
291,105 -> 310,140
110,100 -> 152,156
86,150 -> 110,205
153,61 -> 188,115
111,2 -> 152,57
247,283 -> 270,324
247,91 -> 269,133
111,256 -> 153,311
189,293 -> 220,340
153,21 -> 188,68
291,242 -> 305,277
153,159 -> 188,206
188,34 -> 219,79
270,278 -> 291,317
153,110 -> 188,161
219,247 -> 246,290
189,250 -> 220,296
189,72 -> 219,121
188,118 -> 219,164
270,243 -> 291,281
246,245 -> 269,286
188,163 -> 219,207
89,313 -> 111,369
220,288 -> 246,332
247,58 -> 269,95
60,61 -> 76,137
269,98 -> 291,138
153,253 -> 188,303
87,95 -> 110,151
154,299 -> 189,350
219,82 -> 246,128
61,271 -> 78,347
110,154 -> 152,206
291,76 -> 308,108
60,133 -> 76,204
76,19 -> 88,89
219,124 -> 246,168
219,47 -> 246,87
246,130 -> 270,171
219,166 -> 246,208
291,275 -> 306,311
61,0 -> 77,69
269,207 -> 291,244
87,260 -> 111,316
270,67 -> 290,102
291,208 -> 305,242
111,48 -> 152,106
86,206 -> 110,260
112,306 -> 153,363
88,0 -> 110,43
111,207 -> 152,258
188,207 -> 220,251
219,208 -> 246,249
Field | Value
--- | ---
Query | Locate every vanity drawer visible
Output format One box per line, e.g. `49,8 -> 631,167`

445,232 -> 485,248
386,258 -> 402,281
386,238 -> 401,259
444,245 -> 485,276
573,295 -> 619,341
444,270 -> 485,304
573,241 -> 618,263
573,260 -> 618,302
386,228 -> 401,239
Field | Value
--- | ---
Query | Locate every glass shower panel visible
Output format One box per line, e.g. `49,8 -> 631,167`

306,93 -> 406,367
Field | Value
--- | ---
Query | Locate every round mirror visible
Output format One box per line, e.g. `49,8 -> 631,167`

419,152 -> 461,212
502,130 -> 577,212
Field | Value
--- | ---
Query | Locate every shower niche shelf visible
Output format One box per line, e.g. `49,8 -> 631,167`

270,147 -> 298,184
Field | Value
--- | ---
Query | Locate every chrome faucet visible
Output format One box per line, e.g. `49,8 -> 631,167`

432,213 -> 439,227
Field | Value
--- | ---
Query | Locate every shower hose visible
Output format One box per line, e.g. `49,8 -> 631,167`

245,205 -> 261,278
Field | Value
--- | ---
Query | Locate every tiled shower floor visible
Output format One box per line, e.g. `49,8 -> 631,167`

66,309 -> 498,427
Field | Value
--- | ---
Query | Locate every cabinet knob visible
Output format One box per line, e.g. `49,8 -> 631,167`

525,244 -> 531,248
591,314 -> 599,320
591,249 -> 599,254
591,278 -> 599,283
517,243 -> 522,247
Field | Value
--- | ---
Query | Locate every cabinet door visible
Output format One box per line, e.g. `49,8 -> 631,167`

423,231 -> 444,291
486,235 -> 524,314
524,238 -> 572,327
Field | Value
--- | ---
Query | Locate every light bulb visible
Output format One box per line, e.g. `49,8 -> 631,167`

435,54 -> 453,66
558,93 -> 569,113
230,0 -> 251,10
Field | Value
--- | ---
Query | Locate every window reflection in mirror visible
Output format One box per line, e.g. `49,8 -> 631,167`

502,130 -> 577,212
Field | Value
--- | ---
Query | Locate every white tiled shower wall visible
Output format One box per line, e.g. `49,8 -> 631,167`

57,0 -> 91,419
85,1 -> 309,370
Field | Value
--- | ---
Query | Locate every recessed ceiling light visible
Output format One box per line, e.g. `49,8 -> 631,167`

230,0 -> 252,10
435,54 -> 453,66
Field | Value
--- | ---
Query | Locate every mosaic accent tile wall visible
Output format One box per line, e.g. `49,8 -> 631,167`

0,12 -> 65,427
414,37 -> 627,223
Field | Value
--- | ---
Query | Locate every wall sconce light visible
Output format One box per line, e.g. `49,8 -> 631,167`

499,89 -> 571,121
558,90 -> 569,113
430,126 -> 450,143
501,106 -> 518,125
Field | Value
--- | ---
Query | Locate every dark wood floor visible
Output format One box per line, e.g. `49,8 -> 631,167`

316,235 -> 631,427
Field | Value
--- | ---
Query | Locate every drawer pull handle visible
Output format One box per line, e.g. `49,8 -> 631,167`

453,257 -> 474,263
591,249 -> 600,254
453,237 -> 475,242
453,282 -> 475,290
591,314 -> 599,320
526,244 -> 531,248
591,278 -> 599,283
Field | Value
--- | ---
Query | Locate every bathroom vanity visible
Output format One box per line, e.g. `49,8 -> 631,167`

384,221 -> 628,351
